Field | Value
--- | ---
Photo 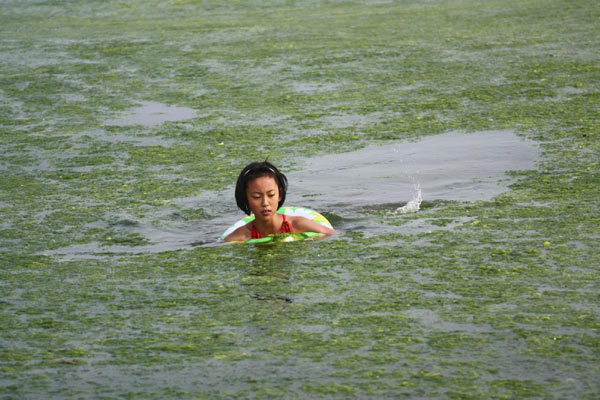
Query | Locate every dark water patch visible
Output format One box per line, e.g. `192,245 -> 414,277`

105,101 -> 197,127
42,204 -> 223,259
320,113 -> 383,129
108,216 -> 140,227
287,130 -> 539,208
292,81 -> 343,94
282,130 -> 539,236
74,128 -> 182,147
405,309 -> 494,333
360,199 -> 455,216
42,129 -> 539,254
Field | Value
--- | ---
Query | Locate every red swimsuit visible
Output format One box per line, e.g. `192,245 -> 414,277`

251,215 -> 294,239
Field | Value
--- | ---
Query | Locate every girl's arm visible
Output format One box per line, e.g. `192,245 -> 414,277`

292,216 -> 338,235
224,225 -> 251,242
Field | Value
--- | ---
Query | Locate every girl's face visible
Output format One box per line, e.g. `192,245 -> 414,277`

246,175 -> 281,219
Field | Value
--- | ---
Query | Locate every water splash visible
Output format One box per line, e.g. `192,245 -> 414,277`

395,183 -> 422,214
288,130 -> 538,208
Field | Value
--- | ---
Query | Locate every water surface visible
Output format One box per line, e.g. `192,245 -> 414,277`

105,101 -> 198,127
2,0 -> 598,398
45,130 -> 539,258
288,130 -> 538,207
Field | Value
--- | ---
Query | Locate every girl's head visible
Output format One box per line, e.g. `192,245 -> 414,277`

235,161 -> 288,215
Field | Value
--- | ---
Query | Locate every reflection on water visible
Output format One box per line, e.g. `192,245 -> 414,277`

244,246 -> 294,307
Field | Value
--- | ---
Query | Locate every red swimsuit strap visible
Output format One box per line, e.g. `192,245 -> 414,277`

281,214 -> 294,233
251,221 -> 261,239
251,215 -> 294,239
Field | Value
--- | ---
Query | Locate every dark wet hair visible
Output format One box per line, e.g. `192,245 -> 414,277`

235,161 -> 288,215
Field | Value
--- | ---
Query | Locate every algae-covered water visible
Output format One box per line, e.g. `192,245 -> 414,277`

1,0 -> 599,398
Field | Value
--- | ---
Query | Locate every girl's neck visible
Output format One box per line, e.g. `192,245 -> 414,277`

253,214 -> 283,236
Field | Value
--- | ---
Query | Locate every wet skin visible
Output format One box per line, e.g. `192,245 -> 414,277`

246,175 -> 285,237
225,176 -> 337,242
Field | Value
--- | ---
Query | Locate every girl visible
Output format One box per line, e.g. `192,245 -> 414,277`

224,161 -> 338,242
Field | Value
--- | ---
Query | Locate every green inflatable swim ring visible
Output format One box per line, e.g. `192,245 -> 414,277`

220,206 -> 333,244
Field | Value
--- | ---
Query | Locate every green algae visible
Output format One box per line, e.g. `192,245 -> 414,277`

1,0 -> 600,398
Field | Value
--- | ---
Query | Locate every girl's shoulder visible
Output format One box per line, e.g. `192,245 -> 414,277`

224,223 -> 252,242
286,215 -> 309,226
221,207 -> 336,242
288,215 -> 338,235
